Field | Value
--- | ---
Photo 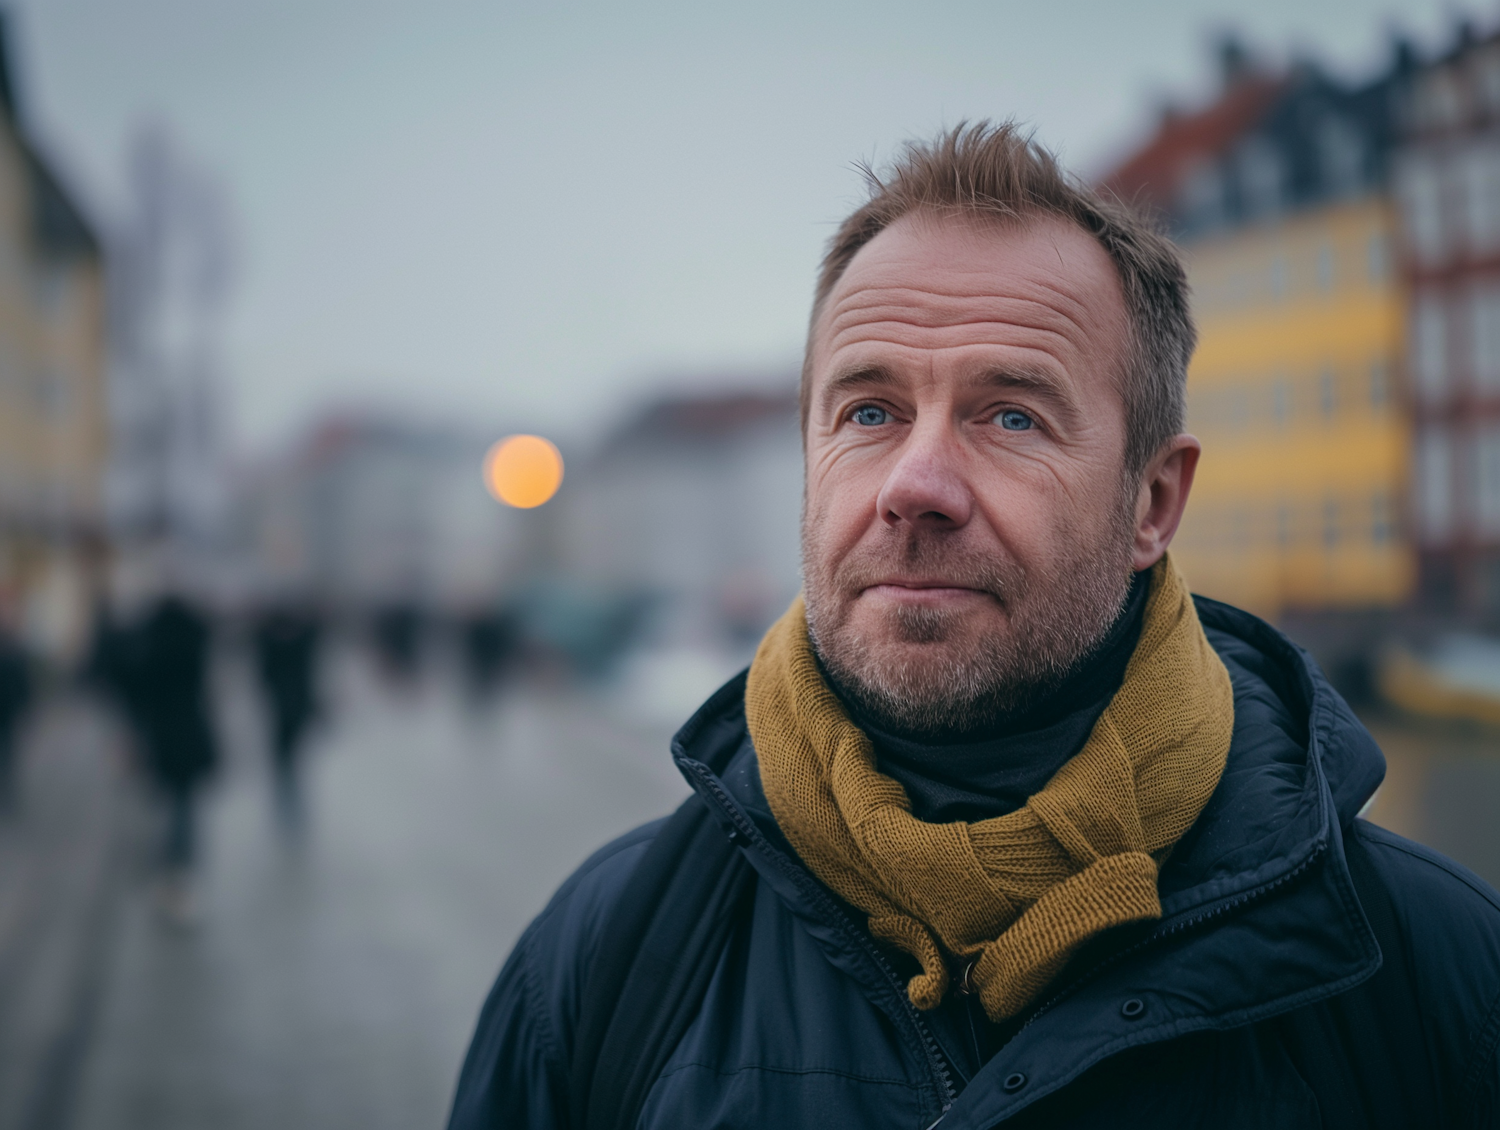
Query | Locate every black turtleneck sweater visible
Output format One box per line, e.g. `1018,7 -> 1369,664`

834,570 -> 1150,825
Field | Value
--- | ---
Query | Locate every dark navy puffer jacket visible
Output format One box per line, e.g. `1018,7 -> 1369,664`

449,599 -> 1500,1128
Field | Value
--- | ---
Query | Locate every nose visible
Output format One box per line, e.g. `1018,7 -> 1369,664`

874,423 -> 973,530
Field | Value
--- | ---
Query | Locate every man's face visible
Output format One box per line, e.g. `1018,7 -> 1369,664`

801,211 -> 1143,733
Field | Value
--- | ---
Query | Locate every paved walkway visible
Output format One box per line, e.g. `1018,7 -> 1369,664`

1,651 -> 1498,1130
19,648 -> 687,1130
0,694 -> 137,1130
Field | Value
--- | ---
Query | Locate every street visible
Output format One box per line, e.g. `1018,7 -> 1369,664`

0,645 -> 1497,1130
0,644 -> 690,1130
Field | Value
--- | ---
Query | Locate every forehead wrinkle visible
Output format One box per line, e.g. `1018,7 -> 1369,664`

823,308 -> 1086,364
825,283 -> 1096,349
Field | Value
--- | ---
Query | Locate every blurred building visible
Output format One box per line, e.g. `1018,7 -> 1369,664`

1104,42 -> 1413,628
239,416 -> 531,615
558,386 -> 802,653
104,123 -> 234,590
0,17 -> 107,662
1394,24 -> 1500,625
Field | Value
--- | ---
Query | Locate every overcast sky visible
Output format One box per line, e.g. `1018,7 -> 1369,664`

7,0 -> 1474,452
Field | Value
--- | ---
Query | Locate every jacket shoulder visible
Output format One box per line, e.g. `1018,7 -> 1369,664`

446,817 -> 665,1130
1352,820 -> 1500,1123
1354,818 -> 1500,939
515,815 -> 668,1046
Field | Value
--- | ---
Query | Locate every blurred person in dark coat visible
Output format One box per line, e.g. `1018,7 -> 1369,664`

373,602 -> 422,681
253,604 -> 321,825
460,606 -> 520,704
0,618 -> 31,812
133,594 -> 217,920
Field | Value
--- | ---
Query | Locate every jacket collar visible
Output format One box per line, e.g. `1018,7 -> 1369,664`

669,597 -> 1386,1127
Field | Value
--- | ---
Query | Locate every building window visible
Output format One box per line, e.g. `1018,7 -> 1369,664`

1269,255 -> 1288,300
1416,426 -> 1455,544
1272,375 -> 1291,426
1397,156 -> 1445,266
1462,146 -> 1500,255
1238,137 -> 1285,219
1322,498 -> 1341,548
1369,359 -> 1391,409
1412,294 -> 1449,403
29,367 -> 66,417
1372,493 -> 1395,544
1475,424 -> 1500,538
1318,115 -> 1365,195
1228,269 -> 1250,307
1315,244 -> 1335,292
1180,161 -> 1225,232
1227,387 -> 1248,432
1232,507 -> 1251,549
1479,50 -> 1500,113
1319,367 -> 1338,420
1421,72 -> 1464,131
1471,282 -> 1500,392
1367,232 -> 1390,284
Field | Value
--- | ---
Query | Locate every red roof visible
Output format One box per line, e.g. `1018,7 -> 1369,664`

1100,75 -> 1287,216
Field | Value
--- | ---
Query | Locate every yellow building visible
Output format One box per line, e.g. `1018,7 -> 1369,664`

1173,197 -> 1412,617
0,28 -> 107,662
1103,51 -> 1415,627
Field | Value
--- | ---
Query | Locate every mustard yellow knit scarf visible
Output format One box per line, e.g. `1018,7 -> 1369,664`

746,555 -> 1233,1022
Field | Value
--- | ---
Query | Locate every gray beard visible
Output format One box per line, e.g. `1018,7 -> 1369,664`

802,511 -> 1137,738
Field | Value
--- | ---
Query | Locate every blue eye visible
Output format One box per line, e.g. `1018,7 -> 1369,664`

852,405 -> 889,426
996,409 -> 1034,431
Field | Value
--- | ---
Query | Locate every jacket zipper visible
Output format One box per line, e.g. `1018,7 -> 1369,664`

1019,839 -> 1330,1031
689,765 -> 959,1114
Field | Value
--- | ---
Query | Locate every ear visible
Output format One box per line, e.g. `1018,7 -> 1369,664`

1130,434 -> 1201,572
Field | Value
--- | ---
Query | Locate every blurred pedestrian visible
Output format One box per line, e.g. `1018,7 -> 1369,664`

87,602 -> 145,740
460,606 -> 519,703
133,594 -> 217,922
0,619 -> 31,812
372,603 -> 422,682
253,604 -> 321,826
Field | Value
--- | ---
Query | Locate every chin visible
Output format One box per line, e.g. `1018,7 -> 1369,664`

854,601 -> 1004,651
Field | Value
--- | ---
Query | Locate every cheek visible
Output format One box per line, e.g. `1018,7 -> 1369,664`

970,460 -> 1072,557
804,451 -> 884,551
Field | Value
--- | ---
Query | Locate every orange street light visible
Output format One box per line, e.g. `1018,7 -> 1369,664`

483,434 -> 564,508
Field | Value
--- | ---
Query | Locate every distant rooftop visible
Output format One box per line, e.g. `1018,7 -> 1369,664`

1099,37 -> 1408,241
599,385 -> 799,459
1102,74 -> 1286,223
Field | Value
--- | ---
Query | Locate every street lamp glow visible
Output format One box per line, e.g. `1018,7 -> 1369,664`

483,434 -> 564,508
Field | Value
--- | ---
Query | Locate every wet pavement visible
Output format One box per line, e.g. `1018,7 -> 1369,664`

0,651 -> 1497,1130
1,648 -> 687,1130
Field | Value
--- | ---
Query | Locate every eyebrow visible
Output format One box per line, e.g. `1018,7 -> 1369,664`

819,365 -> 899,414
978,365 -> 1081,428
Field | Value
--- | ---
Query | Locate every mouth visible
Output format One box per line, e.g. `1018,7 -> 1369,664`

860,581 -> 994,604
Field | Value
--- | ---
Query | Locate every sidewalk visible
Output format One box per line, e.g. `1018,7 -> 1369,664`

62,650 -> 687,1130
0,693 -> 140,1130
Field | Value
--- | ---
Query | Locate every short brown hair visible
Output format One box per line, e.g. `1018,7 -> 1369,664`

804,121 -> 1195,477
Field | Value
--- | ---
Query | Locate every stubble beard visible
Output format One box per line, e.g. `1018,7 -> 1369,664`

802,501 -> 1138,737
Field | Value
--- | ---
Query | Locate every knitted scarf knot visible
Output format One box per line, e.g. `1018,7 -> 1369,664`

746,555 -> 1233,1021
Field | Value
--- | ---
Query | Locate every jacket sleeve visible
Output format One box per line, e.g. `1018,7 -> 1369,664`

1355,823 -> 1500,1128
446,820 -> 664,1130
1469,999 -> 1500,1130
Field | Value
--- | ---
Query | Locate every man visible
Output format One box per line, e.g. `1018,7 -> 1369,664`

449,124 -> 1500,1128
132,592 -> 218,921
253,602 -> 322,825
0,605 -> 29,812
